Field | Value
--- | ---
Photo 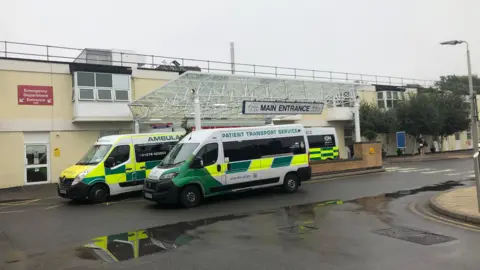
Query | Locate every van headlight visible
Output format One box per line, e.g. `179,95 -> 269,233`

159,172 -> 178,181
72,170 -> 89,186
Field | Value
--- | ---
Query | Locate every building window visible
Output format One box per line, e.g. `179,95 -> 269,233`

79,89 -> 95,100
455,132 -> 460,140
467,128 -> 472,140
74,72 -> 130,102
377,91 -> 404,109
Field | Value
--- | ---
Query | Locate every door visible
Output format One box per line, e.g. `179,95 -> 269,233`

193,142 -> 225,193
455,132 -> 461,150
25,144 -> 50,185
104,144 -> 134,186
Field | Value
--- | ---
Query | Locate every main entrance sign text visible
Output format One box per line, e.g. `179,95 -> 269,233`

242,101 -> 324,115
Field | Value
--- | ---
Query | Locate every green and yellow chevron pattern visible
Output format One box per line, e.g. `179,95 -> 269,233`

309,147 -> 339,161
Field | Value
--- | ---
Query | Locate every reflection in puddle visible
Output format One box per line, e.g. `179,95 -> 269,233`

76,214 -> 249,262
77,200 -> 343,263
76,181 -> 464,263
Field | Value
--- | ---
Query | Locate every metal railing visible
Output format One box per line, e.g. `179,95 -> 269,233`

0,40 -> 435,87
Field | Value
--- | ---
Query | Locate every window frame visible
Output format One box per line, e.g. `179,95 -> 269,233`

78,88 -> 95,101
377,90 -> 405,109
73,72 -> 131,102
307,134 -> 336,148
96,88 -> 113,101
195,143 -> 219,167
134,142 -> 177,163
223,136 -> 306,163
107,145 -> 131,167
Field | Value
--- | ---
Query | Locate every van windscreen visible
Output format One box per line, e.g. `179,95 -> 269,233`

77,144 -> 112,165
160,143 -> 200,167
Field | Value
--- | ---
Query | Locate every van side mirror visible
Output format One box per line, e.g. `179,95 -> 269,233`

105,157 -> 115,168
191,157 -> 204,169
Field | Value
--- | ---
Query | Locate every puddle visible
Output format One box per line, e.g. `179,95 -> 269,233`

76,214 -> 249,262
382,180 -> 465,199
75,181 -> 464,264
77,199 -> 342,263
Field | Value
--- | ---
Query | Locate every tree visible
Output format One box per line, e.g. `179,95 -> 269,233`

359,102 -> 397,141
435,75 -> 480,95
436,92 -> 470,143
178,117 -> 193,141
395,91 -> 470,151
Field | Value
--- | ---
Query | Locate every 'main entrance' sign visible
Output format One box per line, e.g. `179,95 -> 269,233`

241,100 -> 324,115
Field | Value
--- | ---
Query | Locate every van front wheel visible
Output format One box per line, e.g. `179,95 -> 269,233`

282,173 -> 299,193
89,184 -> 109,203
180,185 -> 202,208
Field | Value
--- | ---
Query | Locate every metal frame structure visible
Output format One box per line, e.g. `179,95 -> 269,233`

129,71 -> 360,123
0,40 -> 434,87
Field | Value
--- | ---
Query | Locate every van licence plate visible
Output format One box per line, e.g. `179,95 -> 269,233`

144,193 -> 152,199
59,189 -> 67,194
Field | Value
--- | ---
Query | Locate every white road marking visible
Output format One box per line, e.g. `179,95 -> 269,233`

385,167 -> 416,172
385,167 -> 402,170
399,168 -> 432,173
44,204 -> 63,210
0,210 -> 27,214
447,171 -> 474,176
421,169 -> 454,174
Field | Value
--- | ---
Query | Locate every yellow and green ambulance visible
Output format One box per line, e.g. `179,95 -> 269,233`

143,124 -> 311,208
305,127 -> 339,161
57,132 -> 184,202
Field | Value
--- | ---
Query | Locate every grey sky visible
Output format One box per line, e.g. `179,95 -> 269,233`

1,0 -> 478,81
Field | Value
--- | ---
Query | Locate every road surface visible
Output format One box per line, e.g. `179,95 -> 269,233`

1,158 -> 479,269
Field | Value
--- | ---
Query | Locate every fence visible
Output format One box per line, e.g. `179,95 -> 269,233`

0,41 -> 434,87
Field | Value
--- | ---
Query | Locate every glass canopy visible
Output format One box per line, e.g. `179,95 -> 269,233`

129,72 -> 358,123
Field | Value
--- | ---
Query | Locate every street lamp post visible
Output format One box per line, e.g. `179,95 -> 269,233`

440,40 -> 480,211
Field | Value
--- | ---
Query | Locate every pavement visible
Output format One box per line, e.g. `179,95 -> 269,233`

1,158 -> 480,269
430,186 -> 480,225
384,150 -> 472,164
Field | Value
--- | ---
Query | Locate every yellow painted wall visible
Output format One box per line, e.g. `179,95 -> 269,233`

0,132 -> 25,188
131,78 -> 169,100
0,70 -> 73,120
358,90 -> 376,104
49,131 -> 101,183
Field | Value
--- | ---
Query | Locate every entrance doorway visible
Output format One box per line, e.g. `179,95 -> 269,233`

25,144 -> 50,184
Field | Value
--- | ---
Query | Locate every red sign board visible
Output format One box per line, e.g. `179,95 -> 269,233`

17,85 -> 54,106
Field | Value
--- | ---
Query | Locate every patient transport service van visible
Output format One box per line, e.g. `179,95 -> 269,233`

305,127 -> 339,160
57,132 -> 184,202
143,124 -> 311,207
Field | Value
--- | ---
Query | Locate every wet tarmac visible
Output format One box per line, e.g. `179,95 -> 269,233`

2,159 -> 480,269
61,180 -> 473,269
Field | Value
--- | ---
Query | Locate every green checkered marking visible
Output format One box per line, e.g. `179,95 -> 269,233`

226,161 -> 251,174
271,156 -> 293,168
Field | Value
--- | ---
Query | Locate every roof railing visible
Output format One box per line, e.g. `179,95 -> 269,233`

0,40 -> 434,87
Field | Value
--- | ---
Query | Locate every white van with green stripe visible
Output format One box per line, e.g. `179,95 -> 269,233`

305,127 -> 339,161
143,124 -> 312,207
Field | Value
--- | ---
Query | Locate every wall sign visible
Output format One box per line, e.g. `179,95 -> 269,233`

242,101 -> 324,115
17,85 -> 54,106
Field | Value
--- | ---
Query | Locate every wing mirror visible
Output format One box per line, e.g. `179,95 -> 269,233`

191,157 -> 204,169
105,157 -> 115,168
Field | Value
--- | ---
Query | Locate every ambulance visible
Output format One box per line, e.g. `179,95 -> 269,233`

57,132 -> 184,202
143,124 -> 311,207
305,127 -> 339,160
